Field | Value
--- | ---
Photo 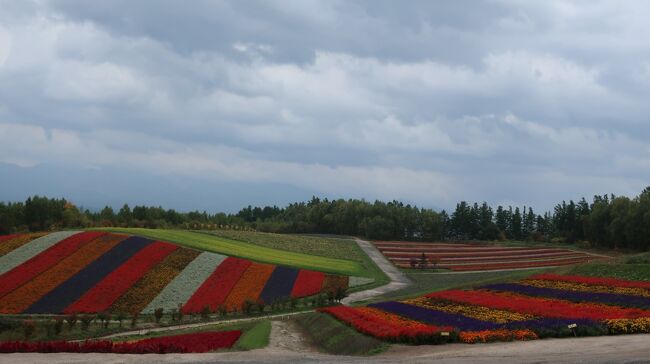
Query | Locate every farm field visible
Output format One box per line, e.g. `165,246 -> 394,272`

320,273 -> 650,345
0,232 -> 351,315
373,241 -> 606,271
98,228 -> 365,276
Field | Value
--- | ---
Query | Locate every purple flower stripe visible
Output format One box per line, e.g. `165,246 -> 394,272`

370,301 -> 602,332
480,283 -> 650,309
370,301 -> 502,331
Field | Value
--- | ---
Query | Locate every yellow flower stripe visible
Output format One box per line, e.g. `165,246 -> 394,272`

605,318 -> 650,334
523,279 -> 650,298
404,297 -> 534,323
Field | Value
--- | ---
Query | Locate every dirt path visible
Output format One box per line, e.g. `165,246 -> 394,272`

341,239 -> 411,304
96,311 -> 311,340
4,333 -> 649,363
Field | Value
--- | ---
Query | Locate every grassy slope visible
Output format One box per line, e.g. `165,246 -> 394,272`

202,231 -> 389,291
234,320 -> 271,350
203,230 -> 366,262
368,268 -> 551,303
94,228 -> 364,276
561,252 -> 650,281
295,312 -> 387,356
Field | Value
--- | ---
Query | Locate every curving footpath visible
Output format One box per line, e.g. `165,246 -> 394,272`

341,239 -> 411,304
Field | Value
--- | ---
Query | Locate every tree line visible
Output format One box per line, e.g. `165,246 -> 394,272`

1,187 -> 649,250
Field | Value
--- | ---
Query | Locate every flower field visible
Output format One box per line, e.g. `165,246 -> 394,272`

373,241 -> 604,271
0,232 -> 352,315
319,273 -> 650,344
0,330 -> 242,353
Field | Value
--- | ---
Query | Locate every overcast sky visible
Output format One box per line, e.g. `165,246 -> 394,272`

1,0 -> 649,212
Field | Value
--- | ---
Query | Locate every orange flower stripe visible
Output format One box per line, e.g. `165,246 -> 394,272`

0,233 -> 47,257
110,248 -> 201,314
404,297 -> 534,323
223,262 -> 275,311
459,329 -> 538,344
0,234 -> 126,314
523,279 -> 650,298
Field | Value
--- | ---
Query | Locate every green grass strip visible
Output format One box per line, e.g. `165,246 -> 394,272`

234,320 -> 271,350
95,228 -> 364,276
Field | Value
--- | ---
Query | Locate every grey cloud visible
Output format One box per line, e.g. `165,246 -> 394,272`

0,0 -> 649,212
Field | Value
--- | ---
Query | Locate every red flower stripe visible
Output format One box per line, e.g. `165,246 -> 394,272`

0,234 -> 126,314
0,330 -> 242,353
0,231 -> 105,299
318,306 -> 452,341
530,274 -> 650,290
223,262 -> 275,311
0,234 -> 21,243
182,257 -> 252,313
426,289 -> 650,320
291,270 -> 326,298
64,242 -> 177,313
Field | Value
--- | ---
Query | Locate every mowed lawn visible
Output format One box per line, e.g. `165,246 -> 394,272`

94,228 -> 365,276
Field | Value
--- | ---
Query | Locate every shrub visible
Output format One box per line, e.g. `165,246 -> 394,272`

154,308 -> 164,324
66,314 -> 78,331
23,320 -> 35,340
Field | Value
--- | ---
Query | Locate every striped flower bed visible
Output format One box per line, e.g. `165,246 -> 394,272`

110,248 -> 201,315
0,231 -> 80,275
0,234 -> 126,314
223,262 -> 275,311
0,232 -> 105,298
0,231 -> 350,315
375,241 -> 604,272
320,274 -> 650,345
142,251 -> 226,314
64,242 -> 177,313
182,257 -> 252,313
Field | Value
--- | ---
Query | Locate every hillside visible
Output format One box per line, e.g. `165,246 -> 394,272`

97,228 -> 365,276
0,231 -> 354,315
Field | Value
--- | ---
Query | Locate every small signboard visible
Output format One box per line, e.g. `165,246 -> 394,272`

568,324 -> 577,329
440,332 -> 450,336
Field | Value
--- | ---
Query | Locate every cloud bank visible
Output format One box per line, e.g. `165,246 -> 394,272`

0,0 -> 649,211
